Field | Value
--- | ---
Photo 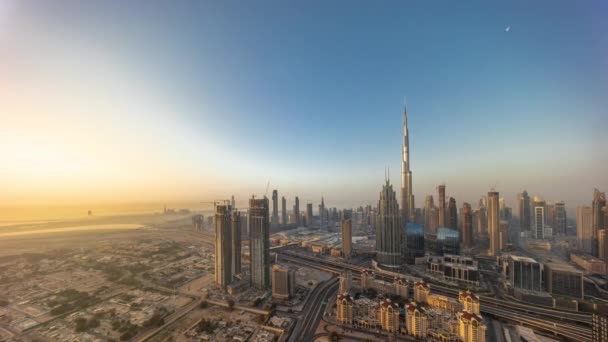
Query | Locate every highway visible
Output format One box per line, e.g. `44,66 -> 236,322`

289,277 -> 339,342
278,251 -> 593,342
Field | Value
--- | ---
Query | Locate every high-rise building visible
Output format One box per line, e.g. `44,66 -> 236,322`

249,197 -> 270,290
376,179 -> 403,269
577,206 -> 594,254
555,201 -> 567,236
293,196 -> 300,226
532,196 -> 546,240
271,265 -> 295,300
281,196 -> 287,225
306,203 -> 313,227
271,190 -> 279,230
215,204 -> 232,289
401,102 -> 415,223
487,191 -> 500,257
423,195 -> 435,233
342,217 -> 352,259
462,202 -> 473,248
499,220 -> 509,251
231,195 -> 235,209
231,210 -> 241,276
518,191 -> 531,232
447,197 -> 458,230
438,184 -> 446,227
593,189 -> 606,257
319,197 -> 325,228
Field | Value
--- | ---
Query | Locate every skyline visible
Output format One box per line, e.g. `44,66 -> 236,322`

1,1 -> 607,217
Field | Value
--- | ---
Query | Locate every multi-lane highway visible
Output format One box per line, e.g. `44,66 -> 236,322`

289,277 -> 339,342
278,251 -> 594,342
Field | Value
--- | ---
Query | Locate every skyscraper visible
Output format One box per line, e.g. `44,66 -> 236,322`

447,197 -> 458,230
577,206 -> 594,254
376,179 -> 402,269
281,196 -> 287,225
306,203 -> 313,227
319,197 -> 326,228
592,189 -> 606,256
342,215 -> 352,259
438,184 -> 446,227
294,196 -> 300,226
271,190 -> 279,230
215,204 -> 232,289
231,210 -> 241,276
423,195 -> 436,234
532,196 -> 546,240
401,102 -> 415,223
518,191 -> 531,232
487,191 -> 500,257
462,202 -> 473,248
249,197 -> 270,290
271,265 -> 295,300
555,201 -> 567,236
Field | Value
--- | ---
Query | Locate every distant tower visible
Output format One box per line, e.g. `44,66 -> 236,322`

376,179 -> 403,268
401,101 -> 415,223
231,195 -> 235,209
281,196 -> 287,225
249,197 -> 270,289
577,206 -> 593,254
271,190 -> 279,230
231,210 -> 241,276
342,214 -> 353,259
487,191 -> 500,256
518,190 -> 531,232
438,185 -> 446,227
462,202 -> 473,248
215,204 -> 232,289
592,189 -> 607,257
555,201 -> 567,236
319,197 -> 326,228
306,203 -> 313,227
423,195 -> 436,234
532,196 -> 546,240
294,196 -> 300,226
447,197 -> 458,230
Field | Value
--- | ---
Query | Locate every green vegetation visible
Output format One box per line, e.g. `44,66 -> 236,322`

227,299 -> 235,310
111,319 -> 139,341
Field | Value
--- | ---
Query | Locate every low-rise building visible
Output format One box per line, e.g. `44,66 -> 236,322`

571,254 -> 606,274
336,293 -> 354,324
405,302 -> 428,338
379,298 -> 400,333
458,311 -> 486,342
544,261 -> 584,300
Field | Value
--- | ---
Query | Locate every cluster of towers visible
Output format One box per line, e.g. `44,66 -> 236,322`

576,189 -> 607,265
214,197 -> 270,290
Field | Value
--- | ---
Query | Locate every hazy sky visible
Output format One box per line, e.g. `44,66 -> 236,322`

1,1 -> 607,214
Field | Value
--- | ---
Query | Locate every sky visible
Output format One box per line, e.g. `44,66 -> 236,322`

1,1 -> 607,218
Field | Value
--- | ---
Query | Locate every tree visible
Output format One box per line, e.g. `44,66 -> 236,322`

329,331 -> 340,342
227,299 -> 235,310
200,300 -> 208,309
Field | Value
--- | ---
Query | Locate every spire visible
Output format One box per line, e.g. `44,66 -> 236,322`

403,96 -> 408,134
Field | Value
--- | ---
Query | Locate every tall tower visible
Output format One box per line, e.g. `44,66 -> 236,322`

215,204 -> 232,289
281,196 -> 287,225
488,191 -> 500,257
462,202 -> 473,248
306,203 -> 313,227
319,197 -> 326,228
376,179 -> 403,269
294,196 -> 300,226
447,197 -> 458,230
249,197 -> 270,289
342,212 -> 353,259
518,190 -> 531,232
231,210 -> 241,276
271,190 -> 279,230
401,102 -> 415,223
438,184 -> 446,227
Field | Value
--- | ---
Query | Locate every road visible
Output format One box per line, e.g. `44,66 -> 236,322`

278,250 -> 593,342
289,277 -> 339,342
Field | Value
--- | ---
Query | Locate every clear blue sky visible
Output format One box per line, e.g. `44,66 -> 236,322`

1,0 -> 607,213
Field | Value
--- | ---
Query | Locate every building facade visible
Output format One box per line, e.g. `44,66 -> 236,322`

487,191 -> 500,256
231,210 -> 241,276
462,202 -> 473,248
577,206 -> 594,254
215,204 -> 233,289
249,197 -> 270,289
271,264 -> 295,300
342,217 -> 352,259
375,180 -> 403,269
401,103 -> 415,223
